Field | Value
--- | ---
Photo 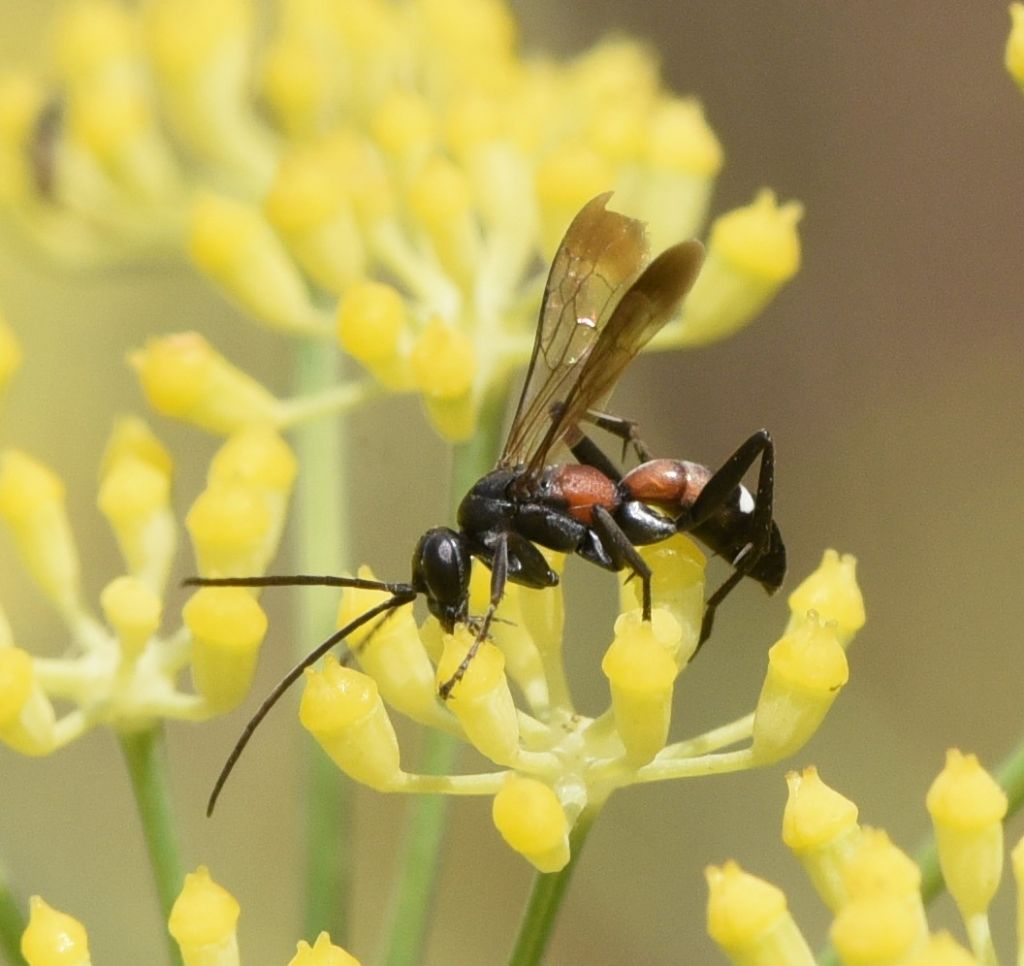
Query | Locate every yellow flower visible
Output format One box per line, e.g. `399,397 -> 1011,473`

21,896 -> 91,966
1008,4 -> 1024,91
0,421 -> 293,755
288,539 -> 862,871
3,0 -> 803,443
21,874 -> 363,966
712,754 -> 1020,964
0,309 -> 22,397
168,866 -> 241,966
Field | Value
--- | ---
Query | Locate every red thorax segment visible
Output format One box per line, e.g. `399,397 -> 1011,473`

546,464 -> 619,525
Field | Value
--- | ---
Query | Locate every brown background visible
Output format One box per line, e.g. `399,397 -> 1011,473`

1,1 -> 1023,962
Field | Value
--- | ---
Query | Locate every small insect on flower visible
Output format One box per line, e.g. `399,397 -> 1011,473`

189,192 -> 787,814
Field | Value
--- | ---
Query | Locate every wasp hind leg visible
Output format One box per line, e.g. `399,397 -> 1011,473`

684,430 -> 777,657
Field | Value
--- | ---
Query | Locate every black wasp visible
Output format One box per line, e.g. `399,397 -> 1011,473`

190,192 -> 785,814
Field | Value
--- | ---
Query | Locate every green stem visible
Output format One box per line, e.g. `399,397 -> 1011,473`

119,726 -> 184,966
816,739 -> 1024,965
0,861 -> 26,966
293,342 -> 354,943
507,807 -> 600,966
380,387 -> 508,966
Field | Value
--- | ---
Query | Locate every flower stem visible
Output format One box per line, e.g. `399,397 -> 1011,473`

381,387 -> 508,966
0,861 -> 26,966
118,725 -> 184,966
293,341 -> 354,943
507,807 -> 599,966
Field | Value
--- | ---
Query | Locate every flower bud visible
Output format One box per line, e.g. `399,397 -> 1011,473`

21,895 -> 91,966
300,657 -> 402,791
287,932 -> 361,966
186,481 -> 272,578
0,310 -> 22,396
705,861 -> 814,965
492,775 -> 570,873
208,427 -> 296,557
189,192 -> 320,333
782,767 -> 861,911
926,749 -> 1007,919
168,866 -> 240,966
183,588 -> 267,712
0,646 -> 57,755
751,615 -> 848,764
842,829 -> 921,902
681,190 -> 803,345
618,534 -> 705,663
98,456 -> 176,591
337,574 -> 440,727
535,143 -> 615,257
407,156 -> 478,284
0,450 -> 81,615
624,97 -> 722,252
829,892 -> 924,966
265,147 -> 366,292
1012,835 -> 1024,960
410,318 -> 476,399
1008,3 -> 1024,90
902,933 -> 978,966
144,0 -> 275,184
99,416 -> 173,482
602,611 -> 679,764
371,90 -> 435,160
131,332 -> 280,434
785,549 -> 865,646
336,281 -> 411,389
409,318 -> 477,441
100,575 -> 161,661
437,629 -> 519,766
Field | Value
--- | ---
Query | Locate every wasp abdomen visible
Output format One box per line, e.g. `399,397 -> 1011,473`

620,459 -> 710,511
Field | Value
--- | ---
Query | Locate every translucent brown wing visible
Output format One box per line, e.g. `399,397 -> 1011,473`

522,237 -> 704,478
498,193 -> 649,469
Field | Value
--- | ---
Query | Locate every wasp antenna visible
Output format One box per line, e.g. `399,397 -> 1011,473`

206,589 -> 417,816
183,574 -> 415,594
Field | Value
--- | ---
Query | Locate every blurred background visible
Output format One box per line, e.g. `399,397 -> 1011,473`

1,1 -> 1023,962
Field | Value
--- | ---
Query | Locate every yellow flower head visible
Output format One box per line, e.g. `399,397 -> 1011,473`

5,0 -> 802,444
0,422 -> 294,756
280,545 -> 862,871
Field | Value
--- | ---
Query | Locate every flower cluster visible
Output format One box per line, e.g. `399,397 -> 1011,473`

0,0 -> 803,443
706,751 -> 1013,965
0,416 -> 296,753
20,866 -> 359,966
295,541 -> 863,871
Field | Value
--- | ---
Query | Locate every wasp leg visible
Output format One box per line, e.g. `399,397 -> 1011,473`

591,505 -> 653,620
684,430 -> 776,656
580,408 -> 655,463
438,532 -> 509,700
549,403 -> 652,479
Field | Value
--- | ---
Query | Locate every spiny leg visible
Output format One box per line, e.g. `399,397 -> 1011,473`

686,430 -> 776,657
592,505 -> 653,620
438,532 -> 509,700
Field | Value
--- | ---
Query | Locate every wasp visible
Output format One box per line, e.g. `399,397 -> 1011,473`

190,192 -> 785,813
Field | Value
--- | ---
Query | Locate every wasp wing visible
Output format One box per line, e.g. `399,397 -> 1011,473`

499,193 -> 649,469
522,237 -> 705,478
